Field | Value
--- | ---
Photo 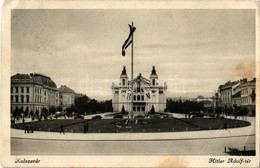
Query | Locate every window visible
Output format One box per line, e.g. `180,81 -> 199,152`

21,87 -> 24,93
11,87 -> 13,93
137,95 -> 140,101
15,96 -> 18,102
11,95 -> 13,102
21,95 -> 24,103
122,79 -> 125,85
26,96 -> 29,102
141,107 -> 145,111
27,87 -> 29,93
16,87 -> 19,93
153,79 -> 155,85
134,95 -> 136,101
141,95 -> 144,101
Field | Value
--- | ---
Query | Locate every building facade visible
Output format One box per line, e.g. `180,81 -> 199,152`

11,73 -> 60,115
112,66 -> 167,115
58,85 -> 75,110
218,78 -> 256,115
240,78 -> 256,114
219,81 -> 240,107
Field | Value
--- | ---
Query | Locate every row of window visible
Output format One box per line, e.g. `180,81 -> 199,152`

133,106 -> 145,112
11,87 -> 30,93
11,95 -> 61,104
233,100 -> 241,105
241,89 -> 249,95
241,97 -> 249,104
11,95 -> 30,103
134,95 -> 145,101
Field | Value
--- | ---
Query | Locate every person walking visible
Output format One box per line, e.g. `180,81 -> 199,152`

60,126 -> 65,134
30,125 -> 34,133
24,124 -> 29,134
84,122 -> 88,133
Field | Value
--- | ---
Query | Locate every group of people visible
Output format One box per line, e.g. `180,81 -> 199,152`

24,124 -> 34,133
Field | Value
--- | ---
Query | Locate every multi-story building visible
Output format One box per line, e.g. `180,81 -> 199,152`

218,80 -> 240,107
240,78 -> 256,114
11,73 -> 60,115
112,66 -> 167,115
231,82 -> 242,106
218,78 -> 256,115
58,85 -> 75,110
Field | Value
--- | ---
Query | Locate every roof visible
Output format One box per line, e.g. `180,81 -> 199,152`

11,73 -> 57,88
219,80 -> 239,91
58,85 -> 75,93
131,73 -> 151,85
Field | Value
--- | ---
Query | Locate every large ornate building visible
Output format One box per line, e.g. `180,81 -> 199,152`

112,66 -> 167,115
11,73 -> 60,115
11,73 -> 76,116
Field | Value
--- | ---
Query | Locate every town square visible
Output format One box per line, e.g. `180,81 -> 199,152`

6,6 -> 257,166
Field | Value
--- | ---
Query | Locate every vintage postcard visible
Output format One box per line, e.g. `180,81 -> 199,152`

1,0 -> 259,167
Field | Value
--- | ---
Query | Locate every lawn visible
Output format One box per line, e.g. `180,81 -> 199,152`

11,118 -> 250,133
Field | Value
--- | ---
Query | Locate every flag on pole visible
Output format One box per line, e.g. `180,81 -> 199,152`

146,93 -> 150,99
122,24 -> 136,56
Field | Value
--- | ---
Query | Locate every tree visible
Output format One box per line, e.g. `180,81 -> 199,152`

215,106 -> 223,117
35,109 -> 40,121
65,104 -> 76,117
150,105 -> 155,114
20,107 -> 24,118
49,106 -> 56,114
121,105 -> 125,113
24,107 -> 29,117
42,107 -> 49,120
13,109 -> 20,118
75,96 -> 91,114
166,98 -> 204,114
57,106 -> 63,112
237,107 -> 249,116
29,110 -> 34,117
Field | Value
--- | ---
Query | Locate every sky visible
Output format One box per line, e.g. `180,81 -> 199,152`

11,9 -> 255,100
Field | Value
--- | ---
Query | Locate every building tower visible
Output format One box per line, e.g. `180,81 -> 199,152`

120,66 -> 128,86
150,66 -> 158,86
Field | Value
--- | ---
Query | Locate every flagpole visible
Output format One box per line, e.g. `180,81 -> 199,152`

131,22 -> 134,119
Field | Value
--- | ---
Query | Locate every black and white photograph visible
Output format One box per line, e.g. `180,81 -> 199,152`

1,1 -> 259,167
